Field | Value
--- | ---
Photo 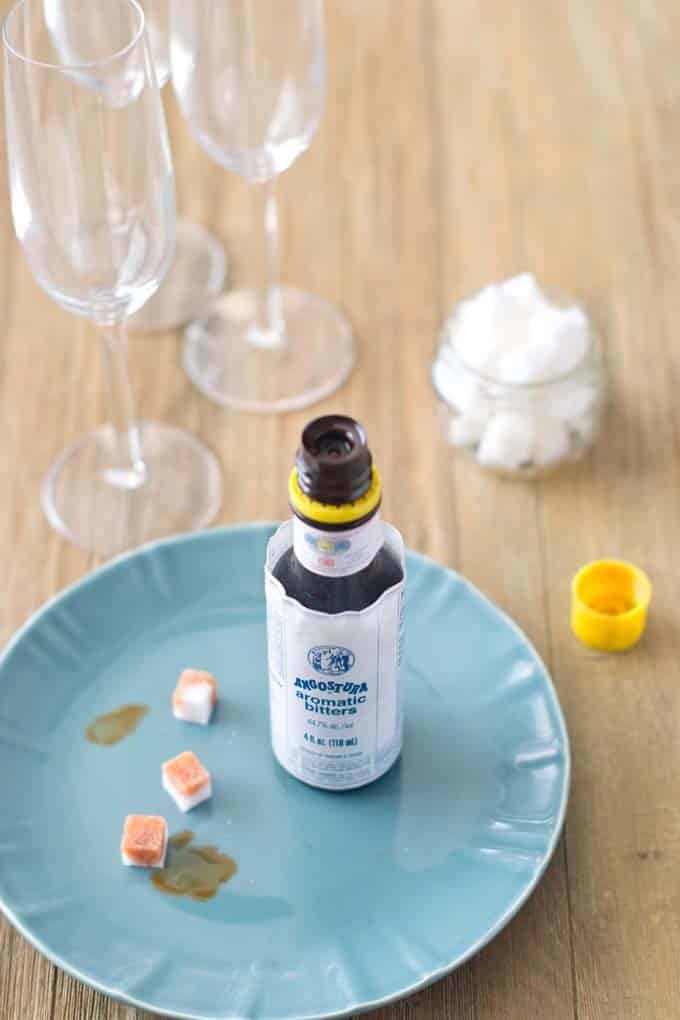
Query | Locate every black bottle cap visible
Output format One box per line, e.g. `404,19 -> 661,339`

296,416 -> 373,505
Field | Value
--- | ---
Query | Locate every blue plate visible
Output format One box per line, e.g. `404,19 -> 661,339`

0,524 -> 569,1020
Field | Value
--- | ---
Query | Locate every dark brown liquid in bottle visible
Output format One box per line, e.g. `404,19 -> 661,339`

272,544 -> 403,613
85,704 -> 149,746
152,831 -> 237,902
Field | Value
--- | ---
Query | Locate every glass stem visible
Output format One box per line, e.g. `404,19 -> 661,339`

96,320 -> 147,490
248,177 -> 285,348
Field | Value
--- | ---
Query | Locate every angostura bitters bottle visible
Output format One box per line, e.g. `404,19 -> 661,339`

265,416 -> 406,791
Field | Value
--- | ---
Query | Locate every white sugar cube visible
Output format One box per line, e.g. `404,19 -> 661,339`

491,294 -> 535,356
173,682 -> 214,725
533,417 -> 571,467
526,304 -> 590,380
459,284 -> 503,329
448,410 -> 489,448
173,669 -> 217,726
501,273 -> 546,306
433,357 -> 491,418
549,382 -> 597,422
496,343 -> 550,385
454,287 -> 509,371
162,751 -> 213,814
477,412 -> 535,471
433,357 -> 466,409
162,772 -> 213,813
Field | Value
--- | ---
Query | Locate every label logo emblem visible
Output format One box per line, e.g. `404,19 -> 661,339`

308,646 -> 356,675
305,533 -> 351,556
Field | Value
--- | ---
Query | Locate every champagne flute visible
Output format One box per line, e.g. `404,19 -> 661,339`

41,0 -> 228,334
172,0 -> 355,413
130,0 -> 228,333
3,0 -> 222,556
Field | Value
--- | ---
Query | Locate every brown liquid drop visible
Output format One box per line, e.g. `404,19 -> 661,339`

152,831 -> 237,901
86,704 -> 150,746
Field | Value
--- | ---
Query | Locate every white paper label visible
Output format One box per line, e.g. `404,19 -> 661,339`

265,521 -> 406,791
292,514 -> 385,577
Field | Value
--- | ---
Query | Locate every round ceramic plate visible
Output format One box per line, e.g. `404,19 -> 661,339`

0,524 -> 569,1020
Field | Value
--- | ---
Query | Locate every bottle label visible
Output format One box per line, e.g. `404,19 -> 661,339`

265,521 -> 406,791
292,514 -> 384,577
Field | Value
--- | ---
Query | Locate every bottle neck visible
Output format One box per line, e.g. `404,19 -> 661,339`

292,512 -> 384,578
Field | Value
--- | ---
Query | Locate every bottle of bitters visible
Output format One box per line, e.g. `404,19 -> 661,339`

265,416 -> 406,791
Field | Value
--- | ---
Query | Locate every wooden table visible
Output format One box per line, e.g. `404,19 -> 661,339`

2,1 -> 679,1017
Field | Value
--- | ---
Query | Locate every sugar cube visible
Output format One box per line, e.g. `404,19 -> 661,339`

454,287 -> 508,372
173,669 -> 218,726
448,410 -> 489,448
121,814 -> 168,868
162,751 -> 212,813
477,412 -> 535,472
533,417 -> 571,467
526,304 -> 590,380
550,382 -> 596,422
501,273 -> 546,306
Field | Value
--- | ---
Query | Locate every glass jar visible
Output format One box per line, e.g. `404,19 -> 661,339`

432,292 -> 606,479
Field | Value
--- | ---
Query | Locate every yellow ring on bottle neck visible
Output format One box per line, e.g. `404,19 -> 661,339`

289,467 -> 382,525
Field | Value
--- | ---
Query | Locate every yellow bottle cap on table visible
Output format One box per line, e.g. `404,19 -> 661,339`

571,560 -> 652,652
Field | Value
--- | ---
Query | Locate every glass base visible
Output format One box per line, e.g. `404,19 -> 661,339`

129,220 -> 227,333
42,423 -> 222,557
183,286 -> 356,413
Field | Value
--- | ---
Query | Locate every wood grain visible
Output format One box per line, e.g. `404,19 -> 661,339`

1,0 -> 679,1017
